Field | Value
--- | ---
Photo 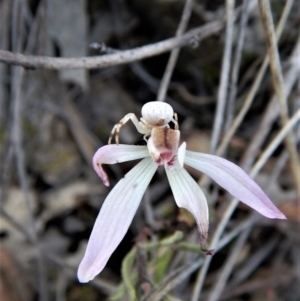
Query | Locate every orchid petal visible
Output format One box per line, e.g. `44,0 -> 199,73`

78,157 -> 157,283
184,151 -> 286,219
178,142 -> 186,167
93,144 -> 149,186
165,166 -> 209,246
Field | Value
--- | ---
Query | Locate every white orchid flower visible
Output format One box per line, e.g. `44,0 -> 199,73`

77,102 -> 285,283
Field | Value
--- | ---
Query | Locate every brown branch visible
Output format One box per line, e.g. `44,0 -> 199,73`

0,21 -> 222,70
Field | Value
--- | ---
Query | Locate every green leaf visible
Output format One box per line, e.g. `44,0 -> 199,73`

121,247 -> 138,301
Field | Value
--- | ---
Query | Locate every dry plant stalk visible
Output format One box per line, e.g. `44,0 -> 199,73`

258,0 -> 300,196
0,21 -> 222,70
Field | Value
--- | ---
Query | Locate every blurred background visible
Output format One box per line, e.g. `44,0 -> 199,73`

0,0 -> 299,300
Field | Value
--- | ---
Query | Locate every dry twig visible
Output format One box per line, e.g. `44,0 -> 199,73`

157,0 -> 194,102
0,21 -> 223,69
258,0 -> 300,196
210,0 -> 235,154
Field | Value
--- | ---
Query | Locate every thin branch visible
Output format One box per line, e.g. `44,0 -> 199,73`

225,0 -> 250,131
242,36 -> 300,170
11,66 -> 48,301
229,236 -> 279,287
9,2 -> 48,299
216,214 -> 260,251
0,21 -> 223,69
215,139 -> 290,255
198,0 -> 296,191
146,259 -> 203,301
0,143 -> 13,208
0,0 -> 10,122
192,197 -> 239,301
258,0 -> 300,196
220,270 -> 291,300
207,227 -> 252,301
0,207 -> 34,243
216,0 -> 294,158
192,106 -> 300,300
210,0 -> 235,154
252,107 -> 300,176
156,0 -> 194,102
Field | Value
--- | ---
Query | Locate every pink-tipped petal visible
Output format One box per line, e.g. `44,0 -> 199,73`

93,145 -> 149,186
78,157 -> 157,283
165,166 -> 209,247
184,151 -> 286,219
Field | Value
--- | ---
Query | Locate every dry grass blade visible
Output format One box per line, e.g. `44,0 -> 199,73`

258,0 -> 300,196
242,36 -> 300,170
199,0 -> 295,190
252,107 -> 300,176
225,0 -> 251,132
11,65 -> 48,301
216,0 -> 295,158
210,0 -> 235,154
157,0 -> 194,103
145,259 -> 203,301
207,228 -> 252,301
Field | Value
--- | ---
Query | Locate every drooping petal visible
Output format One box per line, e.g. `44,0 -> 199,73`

78,157 -> 157,283
184,151 -> 286,219
93,144 -> 149,186
165,166 -> 209,247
